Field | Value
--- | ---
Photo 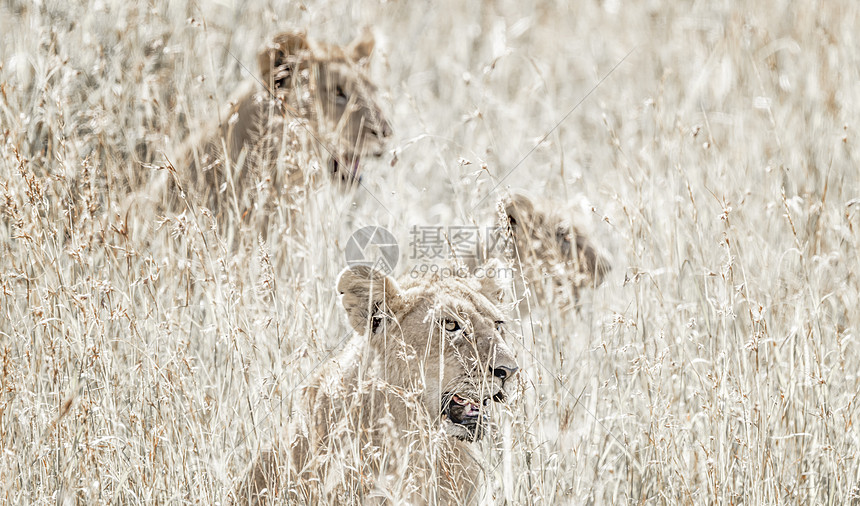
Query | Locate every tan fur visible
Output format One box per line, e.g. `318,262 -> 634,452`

503,193 -> 610,302
239,263 -> 519,504
166,30 -> 391,215
232,437 -> 311,505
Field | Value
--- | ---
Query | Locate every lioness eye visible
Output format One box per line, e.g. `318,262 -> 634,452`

495,320 -> 505,333
444,319 -> 461,332
335,85 -> 348,101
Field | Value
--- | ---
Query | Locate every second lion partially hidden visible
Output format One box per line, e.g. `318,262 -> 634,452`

165,30 -> 392,219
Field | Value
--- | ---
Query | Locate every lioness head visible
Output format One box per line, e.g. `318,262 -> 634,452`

257,30 -> 392,180
337,264 -> 519,442
504,193 -> 610,299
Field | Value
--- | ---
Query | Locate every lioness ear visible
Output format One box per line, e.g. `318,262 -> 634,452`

573,232 -> 612,285
503,193 -> 536,234
258,31 -> 310,91
337,266 -> 401,334
476,258 -> 511,304
347,28 -> 375,65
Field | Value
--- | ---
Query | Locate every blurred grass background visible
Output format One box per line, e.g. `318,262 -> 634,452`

2,0 -> 860,503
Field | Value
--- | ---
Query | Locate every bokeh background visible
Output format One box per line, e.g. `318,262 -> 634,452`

2,0 -> 860,503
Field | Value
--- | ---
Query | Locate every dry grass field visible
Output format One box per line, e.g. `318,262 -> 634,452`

3,0 -> 860,503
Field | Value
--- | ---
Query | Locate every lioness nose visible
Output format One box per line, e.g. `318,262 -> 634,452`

492,365 -> 519,381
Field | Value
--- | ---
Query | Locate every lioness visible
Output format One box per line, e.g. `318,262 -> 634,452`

236,263 -> 519,504
167,29 -> 391,215
502,193 -> 610,302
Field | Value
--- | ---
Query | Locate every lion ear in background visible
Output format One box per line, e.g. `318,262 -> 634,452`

475,258 -> 511,304
337,266 -> 402,335
347,27 -> 375,66
571,231 -> 611,286
503,192 -> 537,236
258,30 -> 311,92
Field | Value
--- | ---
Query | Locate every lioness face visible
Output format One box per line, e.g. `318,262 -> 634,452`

338,265 -> 519,443
427,295 -> 519,442
313,63 -> 390,160
259,31 -> 391,180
